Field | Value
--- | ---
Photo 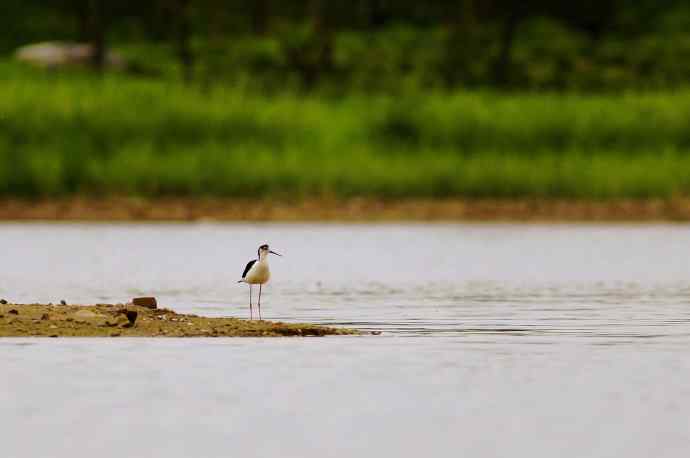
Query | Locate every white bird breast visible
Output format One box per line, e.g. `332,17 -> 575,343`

245,261 -> 270,284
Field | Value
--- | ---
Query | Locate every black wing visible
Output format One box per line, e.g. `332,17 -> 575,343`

241,259 -> 257,278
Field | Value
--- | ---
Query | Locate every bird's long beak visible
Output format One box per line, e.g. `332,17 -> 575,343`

269,250 -> 282,257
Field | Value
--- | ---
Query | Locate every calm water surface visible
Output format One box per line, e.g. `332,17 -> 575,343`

2,223 -> 690,457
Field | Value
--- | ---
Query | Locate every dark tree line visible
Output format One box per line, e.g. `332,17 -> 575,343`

4,0 -> 690,90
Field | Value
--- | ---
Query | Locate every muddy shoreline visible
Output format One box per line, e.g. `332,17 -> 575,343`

0,303 -> 357,337
3,197 -> 690,221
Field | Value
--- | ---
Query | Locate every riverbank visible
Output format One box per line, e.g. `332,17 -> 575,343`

0,303 -> 357,337
2,197 -> 690,221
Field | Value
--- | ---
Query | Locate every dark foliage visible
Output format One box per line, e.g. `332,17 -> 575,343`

4,1 -> 690,91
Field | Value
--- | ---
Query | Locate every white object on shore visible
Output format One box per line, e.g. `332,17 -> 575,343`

14,41 -> 126,70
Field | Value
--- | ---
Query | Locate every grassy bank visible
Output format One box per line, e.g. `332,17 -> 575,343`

3,62 -> 690,199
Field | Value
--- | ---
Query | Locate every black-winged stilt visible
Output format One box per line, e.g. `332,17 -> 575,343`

237,244 -> 282,320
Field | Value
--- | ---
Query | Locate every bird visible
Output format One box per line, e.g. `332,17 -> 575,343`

237,244 -> 282,320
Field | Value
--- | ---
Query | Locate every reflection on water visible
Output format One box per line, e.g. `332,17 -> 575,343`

2,223 -> 690,457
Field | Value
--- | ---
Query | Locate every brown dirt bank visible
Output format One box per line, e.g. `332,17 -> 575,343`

3,197 -> 690,221
0,303 -> 357,337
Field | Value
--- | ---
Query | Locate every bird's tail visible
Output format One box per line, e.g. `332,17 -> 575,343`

237,279 -> 245,284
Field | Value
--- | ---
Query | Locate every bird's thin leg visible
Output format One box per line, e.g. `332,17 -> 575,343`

258,284 -> 262,320
249,285 -> 253,320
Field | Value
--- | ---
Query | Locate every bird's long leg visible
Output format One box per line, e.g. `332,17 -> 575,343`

258,284 -> 262,320
249,285 -> 253,320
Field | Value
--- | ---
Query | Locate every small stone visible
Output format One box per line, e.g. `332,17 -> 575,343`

106,313 -> 128,327
49,334 -> 58,338
371,331 -> 382,335
74,310 -> 99,320
0,299 -> 7,304
132,297 -> 157,309
125,310 -> 138,325
49,325 -> 58,329
8,309 -> 18,315
110,332 -> 121,337
73,309 -> 108,326
60,300 -> 67,305
40,313 -> 49,321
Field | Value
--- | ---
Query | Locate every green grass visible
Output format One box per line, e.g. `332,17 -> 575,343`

3,61 -> 690,199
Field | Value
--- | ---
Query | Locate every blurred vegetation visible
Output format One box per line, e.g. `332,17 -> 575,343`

3,61 -> 690,199
3,2 -> 690,200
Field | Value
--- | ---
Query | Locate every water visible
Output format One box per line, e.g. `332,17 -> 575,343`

2,223 -> 690,457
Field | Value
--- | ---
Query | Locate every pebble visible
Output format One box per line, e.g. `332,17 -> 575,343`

110,332 -> 121,337
60,300 -> 67,305
106,315 -> 129,327
0,299 -> 7,304
8,309 -> 18,315
74,310 -> 99,320
125,310 -> 138,325
40,313 -> 49,321
73,309 -> 110,327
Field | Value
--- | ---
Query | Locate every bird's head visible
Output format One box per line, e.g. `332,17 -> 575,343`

258,244 -> 282,259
